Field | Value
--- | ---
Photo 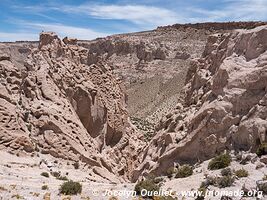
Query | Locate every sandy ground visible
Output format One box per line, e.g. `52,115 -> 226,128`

0,150 -> 267,200
0,151 -> 135,200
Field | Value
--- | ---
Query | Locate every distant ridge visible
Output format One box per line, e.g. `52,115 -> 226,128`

158,21 -> 267,30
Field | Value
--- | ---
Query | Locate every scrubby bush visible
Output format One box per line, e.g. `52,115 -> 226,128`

221,168 -> 232,176
257,181 -> 267,194
175,165 -> 193,178
134,178 -> 160,196
154,177 -> 164,184
235,169 -> 248,178
59,180 -> 82,195
41,185 -> 48,190
208,153 -> 231,170
73,162 -> 79,169
166,167 -> 177,178
217,176 -> 234,188
256,143 -> 267,157
195,184 -> 206,200
41,172 -> 49,178
51,171 -> 60,178
195,196 -> 205,200
201,176 -> 217,187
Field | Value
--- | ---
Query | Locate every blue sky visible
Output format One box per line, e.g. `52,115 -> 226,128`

0,0 -> 267,41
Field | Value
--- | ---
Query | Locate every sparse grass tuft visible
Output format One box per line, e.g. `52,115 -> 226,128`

235,169 -> 248,178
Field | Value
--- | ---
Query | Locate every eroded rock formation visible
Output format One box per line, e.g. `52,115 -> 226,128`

1,22 -> 267,184
0,32 -> 143,181
133,25 -> 267,180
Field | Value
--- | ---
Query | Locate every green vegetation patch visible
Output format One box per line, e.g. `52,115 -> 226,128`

208,153 -> 231,170
175,165 -> 193,178
59,180 -> 82,195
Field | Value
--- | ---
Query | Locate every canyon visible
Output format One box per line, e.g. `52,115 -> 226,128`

0,22 -> 267,200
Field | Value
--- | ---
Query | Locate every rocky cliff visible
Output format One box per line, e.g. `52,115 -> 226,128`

0,32 -> 143,182
133,25 -> 267,180
77,22 -> 267,136
78,27 -> 209,127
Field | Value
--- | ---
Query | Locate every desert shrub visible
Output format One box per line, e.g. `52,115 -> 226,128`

166,167 -> 177,178
41,172 -> 49,178
154,177 -> 164,184
195,196 -> 205,200
51,171 -> 60,178
235,169 -> 248,178
153,196 -> 178,200
175,165 -> 193,178
73,162 -> 79,169
41,185 -> 48,190
256,143 -> 267,157
195,184 -> 206,200
221,168 -> 232,176
257,181 -> 267,194
57,176 -> 68,181
134,178 -> 160,196
217,176 -> 234,188
59,180 -> 82,195
204,176 -> 217,186
208,153 -> 231,170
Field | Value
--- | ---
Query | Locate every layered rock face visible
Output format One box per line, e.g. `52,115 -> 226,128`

79,28 -> 209,125
133,25 -> 267,180
79,22 -> 267,130
0,32 -> 143,181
